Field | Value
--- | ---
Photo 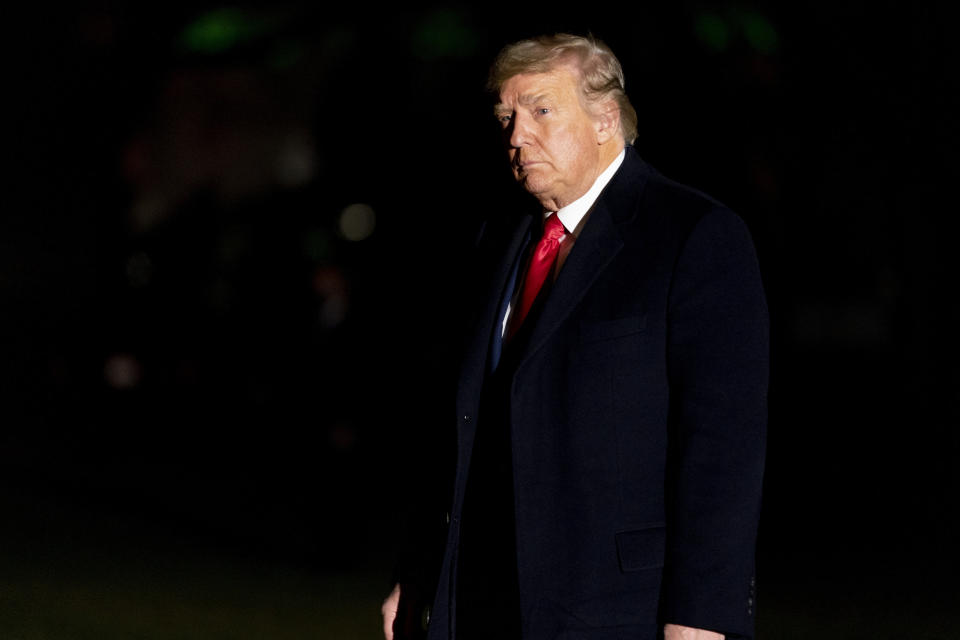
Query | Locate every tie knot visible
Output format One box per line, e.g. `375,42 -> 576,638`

543,213 -> 566,242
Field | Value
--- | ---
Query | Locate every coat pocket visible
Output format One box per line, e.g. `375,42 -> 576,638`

579,315 -> 646,343
615,523 -> 666,572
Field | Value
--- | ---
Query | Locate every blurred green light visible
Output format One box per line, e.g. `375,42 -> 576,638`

412,9 -> 479,60
269,40 -> 306,69
741,13 -> 779,54
178,8 -> 269,54
695,12 -> 730,53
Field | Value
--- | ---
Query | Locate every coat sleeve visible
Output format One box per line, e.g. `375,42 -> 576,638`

660,206 -> 769,638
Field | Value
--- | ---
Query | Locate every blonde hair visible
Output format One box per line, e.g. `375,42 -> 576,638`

487,33 -> 638,144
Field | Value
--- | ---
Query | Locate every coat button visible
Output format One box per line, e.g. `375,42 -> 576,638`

462,414 -> 471,422
421,605 -> 431,630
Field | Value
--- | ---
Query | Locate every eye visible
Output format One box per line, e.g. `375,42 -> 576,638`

497,114 -> 512,127
537,108 -> 550,115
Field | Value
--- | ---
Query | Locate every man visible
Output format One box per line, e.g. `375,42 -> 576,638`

383,33 -> 768,640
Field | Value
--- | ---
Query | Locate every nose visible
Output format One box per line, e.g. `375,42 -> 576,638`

508,112 -> 530,148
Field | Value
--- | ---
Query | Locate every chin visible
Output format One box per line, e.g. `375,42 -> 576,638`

518,175 -> 550,199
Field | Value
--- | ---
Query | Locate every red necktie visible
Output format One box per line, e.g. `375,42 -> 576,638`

508,213 -> 566,340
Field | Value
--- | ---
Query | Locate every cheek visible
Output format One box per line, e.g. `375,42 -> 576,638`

550,133 -> 578,164
557,125 -> 592,158
557,139 -> 588,173
569,128 -> 597,165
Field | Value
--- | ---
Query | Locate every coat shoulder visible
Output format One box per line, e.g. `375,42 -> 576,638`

614,148 -> 746,244
643,167 -> 743,237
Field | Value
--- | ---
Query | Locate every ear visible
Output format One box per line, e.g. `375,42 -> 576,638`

593,100 -> 621,144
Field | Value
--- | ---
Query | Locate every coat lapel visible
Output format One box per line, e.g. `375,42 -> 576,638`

456,214 -> 534,421
515,147 -> 650,369
516,199 -> 623,368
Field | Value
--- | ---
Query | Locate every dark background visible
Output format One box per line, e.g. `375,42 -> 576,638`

3,2 -> 957,638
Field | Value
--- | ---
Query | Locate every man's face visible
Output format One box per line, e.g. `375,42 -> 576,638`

495,65 -> 603,211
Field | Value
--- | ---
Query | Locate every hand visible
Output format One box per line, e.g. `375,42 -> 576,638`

381,583 -> 401,640
664,623 -> 725,640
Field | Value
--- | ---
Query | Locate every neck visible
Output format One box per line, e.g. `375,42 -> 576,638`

598,138 -> 625,174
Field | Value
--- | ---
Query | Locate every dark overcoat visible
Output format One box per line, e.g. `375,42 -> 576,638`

423,145 -> 768,640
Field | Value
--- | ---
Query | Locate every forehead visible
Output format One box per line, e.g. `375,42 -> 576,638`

496,66 -> 581,108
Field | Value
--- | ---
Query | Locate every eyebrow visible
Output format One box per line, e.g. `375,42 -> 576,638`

494,93 -> 553,116
518,93 -> 550,106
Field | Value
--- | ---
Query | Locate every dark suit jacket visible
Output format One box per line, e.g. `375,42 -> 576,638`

413,145 -> 768,640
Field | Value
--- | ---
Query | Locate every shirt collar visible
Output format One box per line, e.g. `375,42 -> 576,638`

548,148 -> 626,234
